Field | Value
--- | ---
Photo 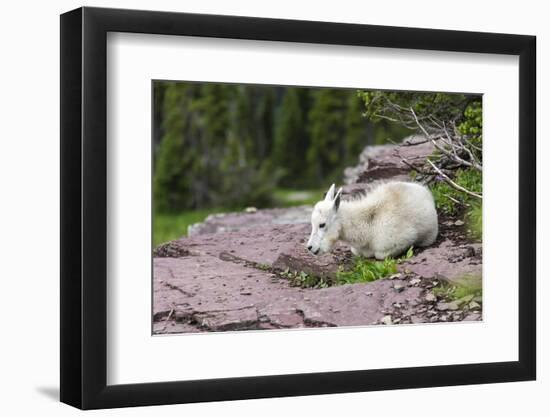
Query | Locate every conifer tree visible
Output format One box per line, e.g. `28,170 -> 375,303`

272,88 -> 310,186
307,88 -> 348,181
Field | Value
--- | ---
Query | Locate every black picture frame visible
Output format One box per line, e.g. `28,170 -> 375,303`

60,6 -> 536,410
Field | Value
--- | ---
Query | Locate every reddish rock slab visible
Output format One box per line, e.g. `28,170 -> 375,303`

153,321 -> 202,334
157,223 -> 312,267
272,241 -> 352,283
153,255 -> 303,332
340,182 -> 371,198
194,307 -> 260,332
188,206 -> 312,236
294,279 -> 424,327
153,255 -> 434,334
159,220 -> 354,284
154,255 -> 279,318
344,135 -> 434,184
400,240 -> 482,287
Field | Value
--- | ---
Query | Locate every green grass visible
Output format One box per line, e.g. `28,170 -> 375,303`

153,188 -> 326,247
153,208 -> 224,247
432,275 -> 482,301
272,188 -> 325,207
466,201 -> 482,241
430,168 -> 482,216
429,167 -> 482,243
335,247 -> 413,285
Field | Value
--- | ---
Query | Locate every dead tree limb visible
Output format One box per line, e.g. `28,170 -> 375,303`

426,159 -> 482,199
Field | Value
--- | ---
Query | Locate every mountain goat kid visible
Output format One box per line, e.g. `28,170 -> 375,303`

306,182 -> 438,260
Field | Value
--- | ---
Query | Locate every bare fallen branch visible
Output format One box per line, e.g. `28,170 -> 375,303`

391,149 -> 435,177
410,107 -> 433,140
366,95 -> 483,201
426,159 -> 482,199
402,136 -> 441,146
443,193 -> 470,207
465,138 -> 482,152
411,108 -> 482,172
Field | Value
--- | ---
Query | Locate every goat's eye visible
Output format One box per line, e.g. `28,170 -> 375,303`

319,223 -> 326,228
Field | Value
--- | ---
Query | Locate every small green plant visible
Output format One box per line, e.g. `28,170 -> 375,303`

279,268 -> 330,288
336,257 -> 398,284
466,201 -> 482,241
432,276 -> 482,301
429,167 -> 482,243
430,168 -> 482,216
457,101 -> 483,162
335,248 -> 412,285
257,263 -> 271,271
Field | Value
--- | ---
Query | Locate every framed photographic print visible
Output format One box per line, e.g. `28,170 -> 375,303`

60,6 -> 536,409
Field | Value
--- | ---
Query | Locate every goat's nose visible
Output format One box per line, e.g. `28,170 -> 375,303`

307,245 -> 312,251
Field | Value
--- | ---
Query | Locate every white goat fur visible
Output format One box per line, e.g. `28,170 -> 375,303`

306,181 -> 438,260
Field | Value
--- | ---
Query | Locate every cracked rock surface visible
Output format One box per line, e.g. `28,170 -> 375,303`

153,136 -> 482,334
343,135 -> 435,185
154,255 -> 431,332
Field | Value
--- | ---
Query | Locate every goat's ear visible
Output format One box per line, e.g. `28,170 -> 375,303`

324,184 -> 336,202
333,187 -> 342,211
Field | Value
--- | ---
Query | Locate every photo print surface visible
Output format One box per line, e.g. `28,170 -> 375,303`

152,81 -> 483,335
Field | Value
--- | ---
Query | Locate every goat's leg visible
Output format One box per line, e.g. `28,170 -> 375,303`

374,243 -> 410,260
374,250 -> 392,260
362,248 -> 375,258
351,246 -> 374,258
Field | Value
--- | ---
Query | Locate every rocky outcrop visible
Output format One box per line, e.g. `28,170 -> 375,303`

154,252 -> 477,332
343,134 -> 434,184
153,136 -> 482,334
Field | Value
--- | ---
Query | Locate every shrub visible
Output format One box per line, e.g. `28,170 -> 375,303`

430,168 -> 482,216
466,201 -> 482,241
